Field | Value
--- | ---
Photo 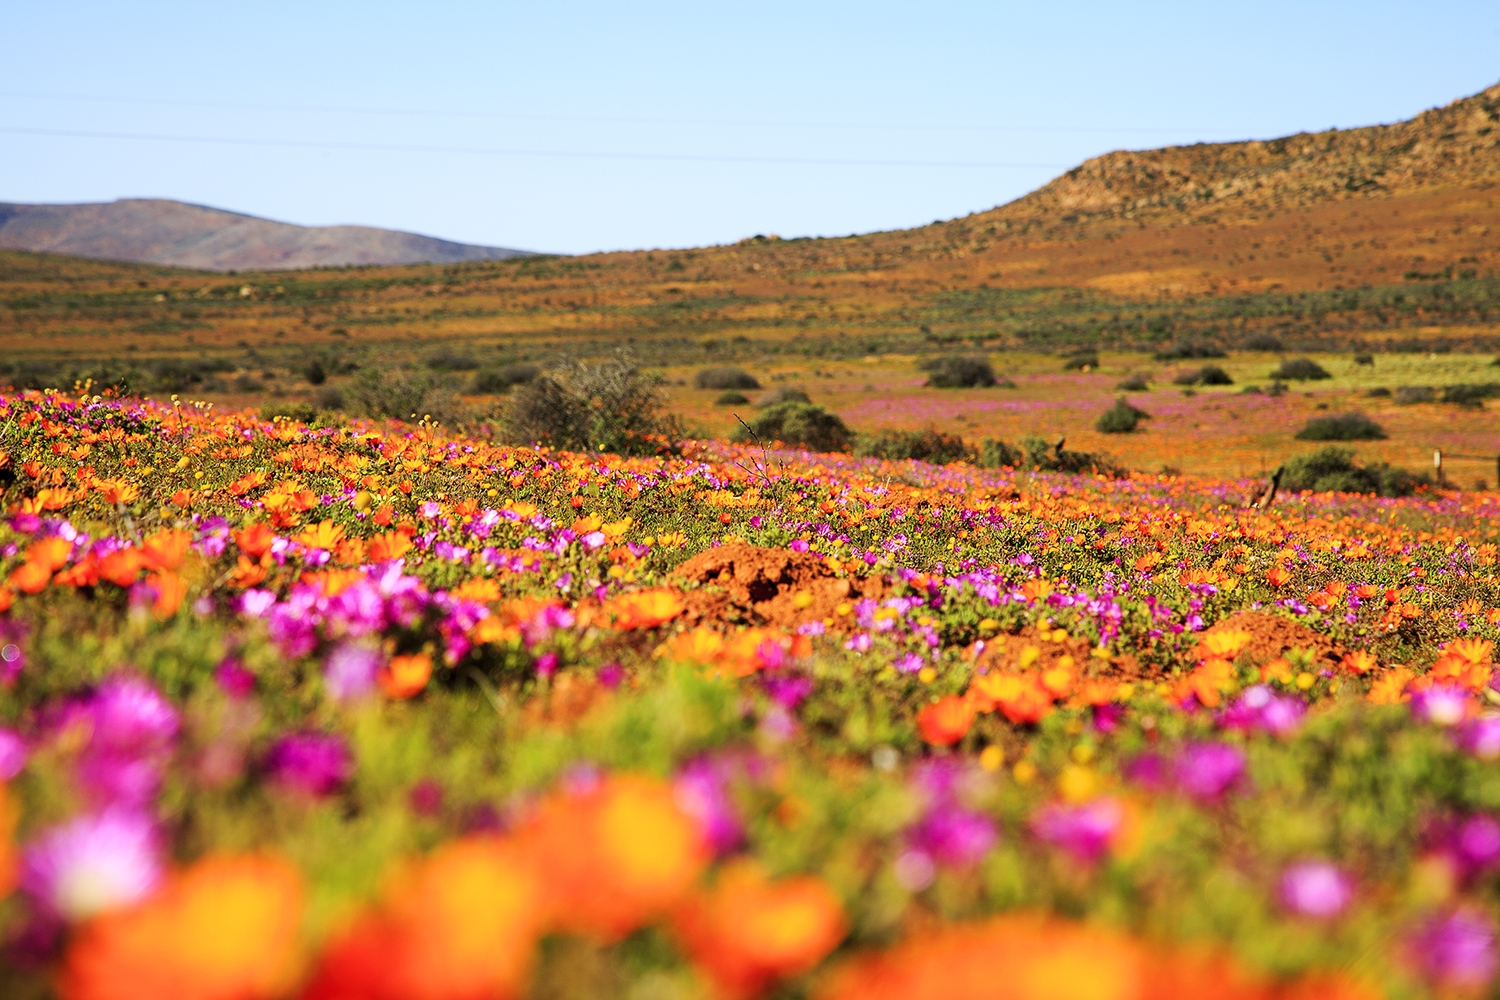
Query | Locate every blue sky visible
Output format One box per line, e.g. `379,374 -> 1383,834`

3,1 -> 1498,255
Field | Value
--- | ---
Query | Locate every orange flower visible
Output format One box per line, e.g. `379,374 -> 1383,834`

295,519 -> 347,551
60,854 -> 304,1000
1265,567 -> 1291,588
1195,628 -> 1252,660
9,560 -> 52,595
1367,668 -> 1415,705
1175,657 -> 1236,709
379,653 -> 433,699
97,548 -> 146,588
604,589 -> 685,630
26,536 -> 74,572
1447,637 -> 1494,666
517,773 -> 708,941
140,530 -> 191,571
0,783 -> 18,900
301,838 -> 543,1000
1339,651 -> 1378,675
233,523 -> 276,558
969,673 -> 1056,725
671,862 -> 847,1000
229,555 -> 269,589
366,531 -> 413,563
95,479 -> 141,505
916,695 -> 975,746
147,572 -> 187,620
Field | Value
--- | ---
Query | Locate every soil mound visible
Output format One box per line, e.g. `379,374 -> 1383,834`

1217,611 -> 1347,667
672,542 -> 885,629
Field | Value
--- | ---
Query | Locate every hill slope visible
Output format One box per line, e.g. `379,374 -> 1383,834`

0,199 -> 534,271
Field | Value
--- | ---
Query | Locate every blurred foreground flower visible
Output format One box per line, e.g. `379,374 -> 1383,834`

1408,909 -> 1498,991
1278,861 -> 1353,919
671,861 -> 846,1000
60,853 -> 304,1000
265,732 -> 353,798
21,808 -> 161,921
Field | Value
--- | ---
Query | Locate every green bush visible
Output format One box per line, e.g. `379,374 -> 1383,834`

922,356 -> 997,388
313,385 -> 345,411
757,387 -> 811,407
348,366 -> 450,421
1154,340 -> 1226,360
471,363 -> 541,395
1062,350 -> 1098,371
260,401 -> 317,423
1240,332 -> 1284,352
1019,435 -> 1126,476
503,354 -> 679,455
1294,412 -> 1386,441
1440,383 -> 1500,407
1281,446 -> 1430,497
1116,373 -> 1150,391
978,438 -> 1022,468
694,367 -> 760,390
304,361 -> 327,385
714,391 -> 750,405
1394,385 -> 1435,405
731,402 -> 851,452
1271,358 -> 1331,381
426,350 -> 481,371
1095,397 -> 1150,434
855,428 -> 975,464
1172,365 -> 1233,386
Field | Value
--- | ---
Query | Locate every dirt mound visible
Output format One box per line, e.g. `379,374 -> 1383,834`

672,542 -> 885,629
1217,611 -> 1346,667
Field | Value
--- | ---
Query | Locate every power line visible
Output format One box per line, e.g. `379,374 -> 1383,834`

0,125 -> 1069,169
0,89 -> 1251,137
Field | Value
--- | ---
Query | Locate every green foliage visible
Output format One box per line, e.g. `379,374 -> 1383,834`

713,391 -> 750,405
425,350 -> 482,371
471,363 -> 541,395
1280,446 -> 1431,496
922,355 -> 997,388
1061,350 -> 1098,370
1294,412 -> 1387,441
854,428 -> 976,464
1240,332 -> 1284,351
1154,340 -> 1226,361
304,360 -> 327,385
1439,382 -> 1500,406
348,365 -> 464,424
503,354 -> 679,454
757,386 -> 811,407
1172,365 -> 1233,386
694,366 -> 761,390
978,438 -> 1022,468
1095,397 -> 1150,433
731,401 -> 851,452
1394,385 -> 1435,404
1272,358 -> 1332,381
1116,373 -> 1150,391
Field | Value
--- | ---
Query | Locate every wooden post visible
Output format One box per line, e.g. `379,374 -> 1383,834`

1434,449 -> 1443,485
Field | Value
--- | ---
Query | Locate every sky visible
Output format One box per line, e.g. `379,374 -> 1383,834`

3,1 -> 1499,256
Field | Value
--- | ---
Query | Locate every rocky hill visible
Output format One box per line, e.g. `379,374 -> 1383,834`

990,81 -> 1500,225
0,199 -> 533,271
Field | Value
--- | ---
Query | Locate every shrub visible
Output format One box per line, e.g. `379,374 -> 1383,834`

1365,387 -> 1392,398
1020,436 -> 1126,477
1062,350 -> 1098,371
503,354 -> 679,455
304,361 -> 327,385
1155,340 -> 1226,361
1440,383 -> 1500,407
314,386 -> 345,411
1267,381 -> 1288,397
1172,365 -> 1233,387
232,373 -> 263,393
471,363 -> 541,395
694,367 -> 760,390
758,387 -> 811,407
1271,358 -> 1331,381
426,350 -> 481,371
1353,353 -> 1374,366
260,401 -> 316,423
922,356 -> 997,388
731,402 -> 851,452
1095,397 -> 1150,434
348,367 -> 448,421
978,438 -> 1021,468
1281,446 -> 1430,497
1241,333 -> 1284,352
855,429 -> 975,464
1393,386 -> 1435,405
714,391 -> 750,405
1294,412 -> 1386,441
1116,373 -> 1149,391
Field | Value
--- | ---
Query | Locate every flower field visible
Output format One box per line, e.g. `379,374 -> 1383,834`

3,387 -> 1500,999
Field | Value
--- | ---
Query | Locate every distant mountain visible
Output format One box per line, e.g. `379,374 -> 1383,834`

0,199 -> 535,271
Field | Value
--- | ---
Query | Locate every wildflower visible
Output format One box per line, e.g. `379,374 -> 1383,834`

1030,797 -> 1129,863
0,726 -> 27,779
302,837 -> 542,1000
671,861 -> 847,1000
1408,909 -> 1498,990
213,658 -> 255,699
1340,650 -> 1378,674
21,808 -> 162,920
916,695 -> 974,746
60,853 -> 305,1000
378,652 -> 433,699
1196,628 -> 1251,659
264,732 -> 353,797
1368,667 -> 1414,704
1458,714 -> 1500,760
323,643 -> 382,703
969,673 -> 1055,724
517,772 -> 708,940
1278,861 -> 1353,918
603,589 -> 684,630
1411,684 -> 1469,727
674,757 -> 745,855
1218,684 -> 1305,738
65,676 -> 179,809
1173,742 -> 1245,801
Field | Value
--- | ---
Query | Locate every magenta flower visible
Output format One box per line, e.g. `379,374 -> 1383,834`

1458,714 -> 1500,759
1030,797 -> 1124,863
1278,861 -> 1353,918
64,676 -> 179,809
0,727 -> 27,780
674,757 -> 744,855
322,643 -> 382,703
20,808 -> 162,920
1409,910 -> 1498,989
1412,684 -> 1470,727
264,732 -> 353,797
1218,685 -> 1305,738
909,804 -> 998,866
1173,742 -> 1245,801
214,657 -> 255,699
